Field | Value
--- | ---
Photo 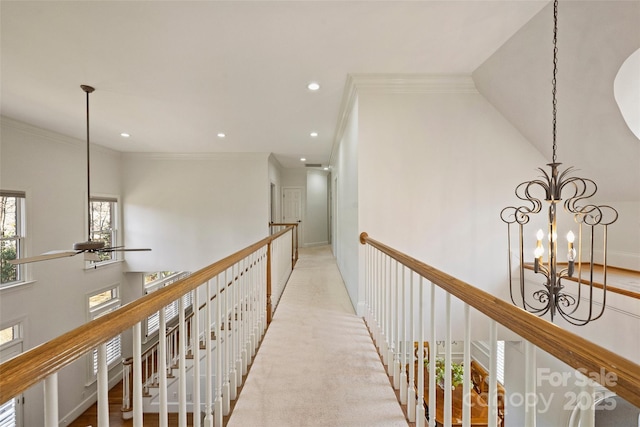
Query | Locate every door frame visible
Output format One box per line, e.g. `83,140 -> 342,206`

282,186 -> 305,246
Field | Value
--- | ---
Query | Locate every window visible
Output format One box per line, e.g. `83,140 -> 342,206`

1,191 -> 25,287
89,197 -> 118,264
0,398 -> 17,427
0,321 -> 23,427
0,323 -> 22,347
144,271 -> 192,337
88,286 -> 121,377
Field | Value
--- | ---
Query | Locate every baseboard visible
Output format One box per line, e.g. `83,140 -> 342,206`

303,241 -> 329,248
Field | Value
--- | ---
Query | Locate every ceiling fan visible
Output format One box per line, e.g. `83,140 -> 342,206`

9,85 -> 151,265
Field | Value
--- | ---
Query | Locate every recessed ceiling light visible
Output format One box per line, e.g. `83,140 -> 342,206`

300,157 -> 306,162
120,133 -> 130,138
310,132 -> 318,137
217,133 -> 226,138
323,167 -> 329,171
307,82 -> 320,91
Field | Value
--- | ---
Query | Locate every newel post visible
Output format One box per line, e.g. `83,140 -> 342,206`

266,240 -> 273,324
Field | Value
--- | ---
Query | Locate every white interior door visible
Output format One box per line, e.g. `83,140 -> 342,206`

282,187 -> 303,244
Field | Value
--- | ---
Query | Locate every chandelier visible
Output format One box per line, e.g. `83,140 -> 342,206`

500,0 -> 618,326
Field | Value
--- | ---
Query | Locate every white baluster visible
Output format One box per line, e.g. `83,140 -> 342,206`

229,265 -> 238,401
376,250 -> 382,350
224,268 -> 233,411
214,276 -> 224,427
488,320 -> 498,427
97,343 -> 109,427
159,307 -> 168,427
416,277 -> 425,427
251,253 -> 257,351
367,245 -> 372,325
235,263 -> 243,393
204,279 -> 214,427
444,293 -> 452,427
381,254 -> 388,366
392,261 -> 399,387
241,258 -> 249,376
462,303 -> 471,427
122,359 -> 132,418
408,271 -> 416,422
524,341 -> 536,427
400,265 -> 407,405
192,289 -> 201,427
179,295 -> 187,427
43,373 -> 58,427
428,281 -> 436,427
133,322 -> 143,426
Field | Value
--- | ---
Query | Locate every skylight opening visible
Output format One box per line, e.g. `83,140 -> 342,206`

614,48 -> 640,141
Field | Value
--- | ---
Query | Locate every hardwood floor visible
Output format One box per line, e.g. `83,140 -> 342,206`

68,381 -> 194,427
68,373 -> 247,426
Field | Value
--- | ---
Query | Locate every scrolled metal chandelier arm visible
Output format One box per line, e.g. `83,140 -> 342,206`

500,0 -> 617,326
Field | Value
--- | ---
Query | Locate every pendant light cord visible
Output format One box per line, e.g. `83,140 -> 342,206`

86,89 -> 92,241
552,0 -> 559,164
81,85 -> 95,242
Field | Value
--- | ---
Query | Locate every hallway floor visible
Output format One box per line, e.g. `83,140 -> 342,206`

227,245 -> 408,427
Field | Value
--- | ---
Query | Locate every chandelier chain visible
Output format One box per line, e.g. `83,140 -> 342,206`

552,0 -> 558,164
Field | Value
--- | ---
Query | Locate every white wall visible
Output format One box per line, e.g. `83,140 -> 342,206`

305,170 -> 329,246
331,98 -> 360,312
603,201 -> 640,271
352,83 -> 547,327
268,155 -> 283,223
0,117 -> 125,426
121,152 -> 270,272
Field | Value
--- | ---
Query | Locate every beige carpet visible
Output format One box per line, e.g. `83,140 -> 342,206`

227,245 -> 408,427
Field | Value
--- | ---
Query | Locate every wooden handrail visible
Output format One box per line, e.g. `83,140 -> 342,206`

270,222 -> 299,265
360,232 -> 640,409
523,262 -> 640,300
0,226 -> 294,404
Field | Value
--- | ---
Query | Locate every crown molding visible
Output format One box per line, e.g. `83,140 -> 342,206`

1,115 -> 120,157
1,115 -> 78,147
350,73 -> 478,94
329,74 -> 478,165
122,152 -> 270,161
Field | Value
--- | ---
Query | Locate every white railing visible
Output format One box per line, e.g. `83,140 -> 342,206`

360,232 -> 640,427
0,226 -> 295,427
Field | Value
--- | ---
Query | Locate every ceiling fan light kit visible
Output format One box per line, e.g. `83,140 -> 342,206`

8,85 -> 150,265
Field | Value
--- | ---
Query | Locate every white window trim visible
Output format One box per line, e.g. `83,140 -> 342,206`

1,191 -> 26,289
86,284 -> 122,383
84,194 -> 121,270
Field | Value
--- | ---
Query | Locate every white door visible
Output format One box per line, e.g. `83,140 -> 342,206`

1,340 -> 23,427
282,187 -> 303,245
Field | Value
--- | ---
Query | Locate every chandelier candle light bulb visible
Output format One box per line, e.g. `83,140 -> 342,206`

534,229 -> 545,273
567,231 -> 576,276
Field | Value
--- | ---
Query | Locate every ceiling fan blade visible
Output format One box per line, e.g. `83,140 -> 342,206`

8,250 -> 81,265
99,247 -> 152,252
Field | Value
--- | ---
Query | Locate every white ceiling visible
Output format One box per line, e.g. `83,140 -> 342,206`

473,1 -> 640,201
1,1 -> 547,169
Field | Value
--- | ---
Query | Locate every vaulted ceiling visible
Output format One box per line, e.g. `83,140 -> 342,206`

1,0 -> 545,169
473,1 -> 640,202
1,1 -> 638,201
